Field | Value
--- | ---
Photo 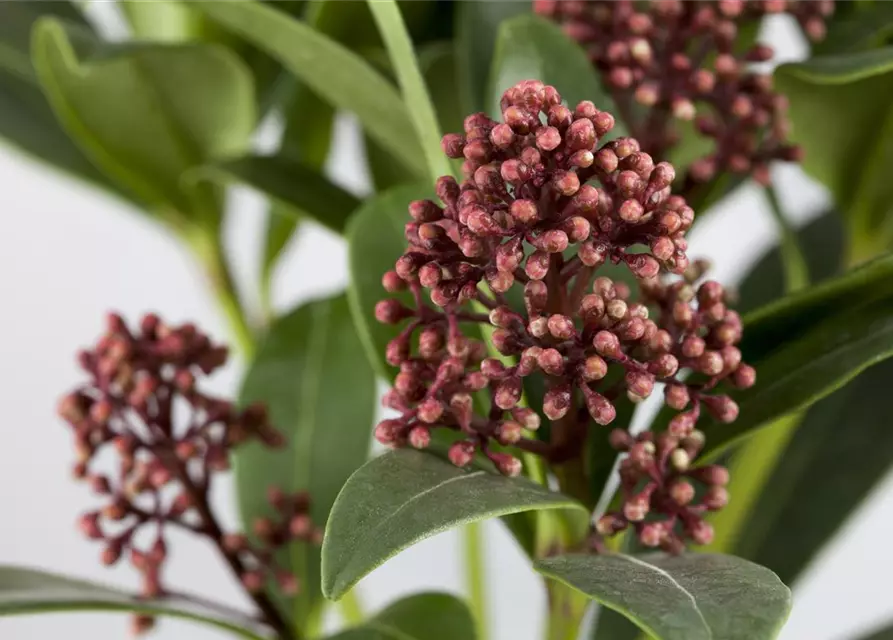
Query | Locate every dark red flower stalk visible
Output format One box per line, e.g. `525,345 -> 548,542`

59,313 -> 318,637
373,80 -> 754,549
535,0 -> 834,190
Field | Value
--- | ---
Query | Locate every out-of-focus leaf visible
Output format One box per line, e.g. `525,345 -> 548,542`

327,593 -> 476,640
321,450 -> 587,600
857,621 -> 893,640
32,18 -> 255,225
775,47 -> 893,250
197,1 -> 425,179
198,155 -> 360,234
539,553 -> 791,640
455,0 -> 529,113
488,14 -> 621,131
0,566 -> 265,639
815,2 -> 893,55
237,295 -> 376,630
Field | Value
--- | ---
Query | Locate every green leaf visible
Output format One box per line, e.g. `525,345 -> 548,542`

198,155 -> 360,234
196,0 -> 425,179
321,449 -> 587,600
734,358 -> 893,586
369,0 -> 452,181
538,553 -> 791,640
455,0 -> 530,114
814,2 -> 893,55
0,566 -> 265,639
0,4 -> 130,198
488,14 -> 622,133
420,42 -> 464,135
237,294 -> 376,630
120,1 -> 216,43
701,292 -> 893,458
32,18 -> 255,224
327,593 -> 476,640
347,183 -> 433,378
775,47 -> 893,246
856,621 -> 893,640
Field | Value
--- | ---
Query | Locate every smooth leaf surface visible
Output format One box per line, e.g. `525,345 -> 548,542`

455,0 -> 529,113
198,155 -> 360,234
327,593 -> 476,640
197,1 -> 425,178
0,566 -> 264,639
321,449 -> 587,600
347,183 -> 433,378
776,47 -> 893,244
369,0 -> 452,181
238,295 -> 376,629
539,554 -> 791,640
815,2 -> 893,55
489,15 -> 622,133
33,18 -> 255,221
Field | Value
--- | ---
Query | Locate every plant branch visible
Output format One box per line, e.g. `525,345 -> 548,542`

764,182 -> 809,293
463,522 -> 489,640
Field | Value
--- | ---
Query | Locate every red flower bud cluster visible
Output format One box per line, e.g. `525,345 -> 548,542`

535,0 -> 834,188
597,428 -> 730,552
373,80 -> 754,529
59,313 -> 313,635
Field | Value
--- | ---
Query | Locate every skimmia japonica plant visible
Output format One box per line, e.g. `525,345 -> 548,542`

3,2 -> 893,640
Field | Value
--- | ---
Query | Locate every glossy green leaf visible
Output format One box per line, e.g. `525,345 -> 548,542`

814,2 -> 893,55
198,155 -> 359,234
734,358 -> 893,585
32,18 -> 255,223
120,1 -> 217,43
0,566 -> 265,639
321,449 -> 587,600
776,47 -> 893,246
327,593 -> 476,640
488,14 -> 621,133
455,0 -> 530,113
701,293 -> 893,458
539,553 -> 791,640
421,42 -> 464,135
196,1 -> 425,179
237,295 -> 376,630
347,183 -> 433,378
369,0 -> 452,181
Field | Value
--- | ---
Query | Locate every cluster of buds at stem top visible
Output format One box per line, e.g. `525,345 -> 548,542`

59,314 -> 318,635
373,80 -> 754,501
535,0 -> 834,188
596,427 -> 730,552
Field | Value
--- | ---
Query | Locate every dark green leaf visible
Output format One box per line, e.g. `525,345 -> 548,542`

327,593 -> 476,640
420,42 -> 464,135
775,47 -> 893,246
701,293 -> 893,458
32,18 -> 255,223
321,449 -> 587,600
856,620 -> 893,640
814,2 -> 893,55
539,553 -> 791,640
0,566 -> 265,639
237,295 -> 376,630
735,358 -> 893,585
197,155 -> 360,234
369,0 -> 452,181
196,1 -> 425,179
488,15 -> 622,131
455,1 -> 530,114
347,183 -> 433,378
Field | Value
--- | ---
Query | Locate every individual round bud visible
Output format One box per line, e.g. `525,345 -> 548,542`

496,421 -> 523,445
595,513 -> 626,536
623,493 -> 651,522
670,448 -> 691,471
580,356 -> 608,382
448,441 -> 476,468
495,377 -> 523,410
669,479 -> 696,506
536,126 -> 562,151
538,348 -> 565,376
548,314 -> 576,340
703,486 -> 730,511
698,351 -> 725,376
491,453 -> 523,477
681,336 -> 705,358
625,370 -> 655,399
585,390 -> 616,425
664,383 -> 690,410
579,294 -> 606,323
593,331 -> 622,358
731,364 -> 756,389
704,395 -> 739,423
544,385 -> 572,420
374,419 -> 401,445
668,410 -> 697,437
688,520 -> 715,545
639,523 -> 665,548
409,426 -> 431,449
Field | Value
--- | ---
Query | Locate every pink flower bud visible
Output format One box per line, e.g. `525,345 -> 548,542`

448,441 -> 476,468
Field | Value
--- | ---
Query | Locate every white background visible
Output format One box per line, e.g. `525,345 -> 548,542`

1,8 -> 891,640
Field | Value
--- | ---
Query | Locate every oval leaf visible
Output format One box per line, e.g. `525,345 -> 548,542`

198,155 -> 360,234
489,15 -> 622,132
537,553 -> 791,640
327,592 -> 476,640
321,449 -> 587,600
237,294 -> 376,629
0,566 -> 265,639
195,0 -> 425,179
32,18 -> 255,220
775,47 -> 893,244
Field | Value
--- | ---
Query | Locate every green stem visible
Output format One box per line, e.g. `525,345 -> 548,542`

764,183 -> 809,293
338,590 -> 365,627
190,229 -> 256,358
464,522 -> 490,640
544,580 -> 589,640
